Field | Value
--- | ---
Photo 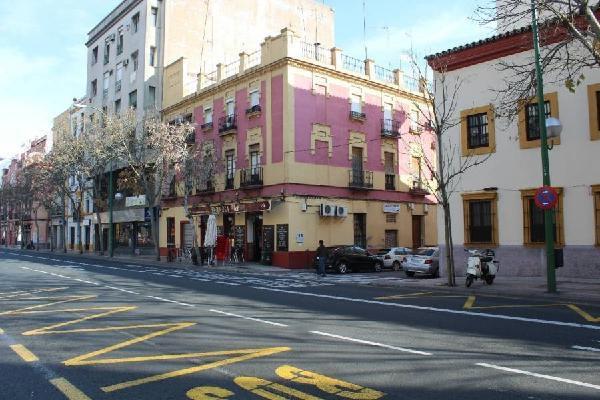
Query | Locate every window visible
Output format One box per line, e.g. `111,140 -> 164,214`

410,110 -> 420,133
521,188 -> 564,246
463,192 -> 498,246
117,29 -> 124,55
149,46 -> 156,66
225,150 -> 235,189
250,144 -> 261,174
92,46 -> 98,65
103,72 -> 109,98
460,105 -> 496,156
148,86 -> 156,109
204,107 -> 213,124
594,185 -> 600,246
151,7 -> 158,27
114,99 -> 121,115
249,90 -> 259,107
104,42 -> 110,64
587,83 -> 600,140
518,92 -> 559,149
385,213 -> 397,223
85,198 -> 90,214
225,99 -> 235,116
351,94 -> 362,113
132,13 -> 140,33
115,62 -> 123,92
466,113 -> 489,148
384,152 -> 395,190
91,79 -> 97,97
131,51 -> 139,71
385,230 -> 398,248
129,90 -> 137,109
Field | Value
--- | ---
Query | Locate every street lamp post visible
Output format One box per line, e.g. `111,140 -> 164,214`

530,0 -> 556,293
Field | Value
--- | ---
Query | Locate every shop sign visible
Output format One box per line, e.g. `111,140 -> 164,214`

383,203 -> 401,213
296,232 -> 305,244
277,224 -> 289,251
126,195 -> 147,207
233,225 -> 245,250
190,200 -> 271,215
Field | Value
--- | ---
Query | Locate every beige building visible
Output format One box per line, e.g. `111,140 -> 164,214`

427,27 -> 600,278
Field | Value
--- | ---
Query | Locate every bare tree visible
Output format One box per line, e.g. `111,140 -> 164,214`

410,54 -> 495,286
476,0 -> 600,116
115,110 -> 193,260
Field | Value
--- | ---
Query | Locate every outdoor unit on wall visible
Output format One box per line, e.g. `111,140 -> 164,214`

335,205 -> 348,217
320,204 -> 336,217
123,59 -> 129,67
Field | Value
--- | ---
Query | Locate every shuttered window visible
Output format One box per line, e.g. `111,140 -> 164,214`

462,192 -> 498,246
521,188 -> 564,246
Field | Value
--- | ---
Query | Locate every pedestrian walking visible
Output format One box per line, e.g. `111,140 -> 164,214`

316,240 -> 327,277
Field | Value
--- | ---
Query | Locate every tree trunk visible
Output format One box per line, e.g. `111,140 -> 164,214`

183,194 -> 199,265
77,205 -> 83,254
152,208 -> 160,261
443,203 -> 456,287
62,199 -> 67,253
34,210 -> 40,251
95,211 -> 104,255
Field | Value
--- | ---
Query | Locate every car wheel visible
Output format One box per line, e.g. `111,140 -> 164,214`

485,275 -> 495,285
405,271 -> 415,277
392,261 -> 401,271
337,262 -> 348,274
374,262 -> 382,272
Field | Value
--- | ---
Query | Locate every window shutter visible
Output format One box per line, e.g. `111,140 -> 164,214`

463,200 -> 471,243
523,196 -> 530,245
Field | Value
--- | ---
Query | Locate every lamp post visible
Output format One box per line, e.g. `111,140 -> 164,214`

530,0 -> 558,293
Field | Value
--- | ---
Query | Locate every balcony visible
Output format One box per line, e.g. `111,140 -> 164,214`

115,80 -> 121,92
410,180 -> 429,196
348,170 -> 373,190
225,176 -> 235,190
200,121 -> 213,131
240,167 -> 263,188
185,131 -> 196,144
381,119 -> 401,138
218,114 -> 237,135
245,104 -> 261,118
196,180 -> 215,194
349,111 -> 366,122
385,174 -> 396,190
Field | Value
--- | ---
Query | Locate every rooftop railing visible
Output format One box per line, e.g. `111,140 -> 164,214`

342,54 -> 366,75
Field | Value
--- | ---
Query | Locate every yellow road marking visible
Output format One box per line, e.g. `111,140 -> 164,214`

375,292 -> 434,300
463,296 -> 565,310
49,378 -> 92,400
0,287 -> 67,299
10,344 -> 39,362
187,386 -> 235,399
0,295 -> 96,316
276,365 -> 385,399
0,328 -> 4,334
567,305 -> 600,323
463,296 -> 476,309
235,376 -> 323,399
101,346 -> 291,393
22,306 -> 137,336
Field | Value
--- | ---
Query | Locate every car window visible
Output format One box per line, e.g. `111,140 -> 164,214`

394,249 -> 405,255
354,247 -> 367,255
416,249 -> 435,256
377,249 -> 390,255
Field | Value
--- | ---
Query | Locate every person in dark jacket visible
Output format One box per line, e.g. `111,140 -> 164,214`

316,240 -> 327,277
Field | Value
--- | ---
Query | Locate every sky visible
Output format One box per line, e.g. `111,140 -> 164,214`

0,0 -> 495,163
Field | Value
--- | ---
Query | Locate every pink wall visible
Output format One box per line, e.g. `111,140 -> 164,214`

271,75 -> 284,163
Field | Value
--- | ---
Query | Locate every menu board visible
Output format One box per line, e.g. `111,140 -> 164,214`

262,225 -> 275,264
276,224 -> 289,251
233,225 -> 245,250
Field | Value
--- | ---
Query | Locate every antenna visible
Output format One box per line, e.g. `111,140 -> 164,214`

363,0 -> 368,59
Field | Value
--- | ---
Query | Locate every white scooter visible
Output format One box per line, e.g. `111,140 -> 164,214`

465,249 -> 499,287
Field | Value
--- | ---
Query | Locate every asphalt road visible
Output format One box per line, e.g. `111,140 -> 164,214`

0,249 -> 599,400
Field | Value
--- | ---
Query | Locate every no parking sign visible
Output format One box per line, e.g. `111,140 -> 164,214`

534,186 -> 559,210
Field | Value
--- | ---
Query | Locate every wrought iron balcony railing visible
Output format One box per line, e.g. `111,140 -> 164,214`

240,167 -> 263,188
385,174 -> 396,190
348,170 -> 373,189
218,114 -> 237,134
381,119 -> 401,138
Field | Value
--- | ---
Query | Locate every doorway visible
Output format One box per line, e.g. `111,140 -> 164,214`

246,213 -> 263,262
353,213 -> 366,248
70,226 -> 75,249
84,226 -> 90,251
412,215 -> 423,249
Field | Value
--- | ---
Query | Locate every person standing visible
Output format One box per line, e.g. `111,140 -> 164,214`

316,240 -> 327,277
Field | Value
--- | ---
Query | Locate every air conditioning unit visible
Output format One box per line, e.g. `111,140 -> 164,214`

109,33 -> 116,42
335,205 -> 348,217
123,59 -> 129,67
320,204 -> 336,217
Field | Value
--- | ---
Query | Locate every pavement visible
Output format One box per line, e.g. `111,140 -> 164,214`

0,247 -> 599,399
5,246 -> 600,305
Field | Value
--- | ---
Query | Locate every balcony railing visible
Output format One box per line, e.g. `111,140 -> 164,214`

240,167 -> 263,188
196,180 -> 215,194
185,131 -> 195,144
218,114 -> 237,134
348,170 -> 373,189
200,121 -> 213,131
342,54 -> 366,75
300,41 -> 330,63
374,65 -> 395,84
381,119 -> 401,138
349,111 -> 366,121
225,175 -> 235,190
245,104 -> 261,116
385,174 -> 396,190
410,180 -> 429,196
247,50 -> 261,68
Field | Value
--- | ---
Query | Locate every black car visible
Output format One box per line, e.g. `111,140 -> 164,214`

315,245 -> 383,274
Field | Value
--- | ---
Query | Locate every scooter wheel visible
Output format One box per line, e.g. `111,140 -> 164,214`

485,276 -> 495,285
466,275 -> 474,288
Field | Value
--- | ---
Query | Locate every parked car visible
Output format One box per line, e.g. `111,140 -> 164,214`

404,247 -> 440,278
315,245 -> 383,274
376,247 -> 412,271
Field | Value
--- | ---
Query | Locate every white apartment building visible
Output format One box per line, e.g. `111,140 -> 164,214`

427,26 -> 600,278
85,0 -> 335,121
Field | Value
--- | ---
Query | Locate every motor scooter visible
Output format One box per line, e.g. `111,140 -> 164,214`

465,249 -> 499,287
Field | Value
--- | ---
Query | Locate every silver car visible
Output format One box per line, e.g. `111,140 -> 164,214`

404,247 -> 440,278
376,247 -> 412,271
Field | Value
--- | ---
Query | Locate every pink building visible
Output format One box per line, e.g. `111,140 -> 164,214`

161,29 -> 437,268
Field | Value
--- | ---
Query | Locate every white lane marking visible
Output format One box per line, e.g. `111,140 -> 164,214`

572,345 -> 600,353
476,363 -> 600,390
126,264 -> 142,268
191,278 -> 210,282
21,267 -> 32,270
91,264 -> 105,268
167,275 -> 182,278
216,281 -> 240,286
145,296 -> 193,307
209,309 -> 288,327
50,259 -> 61,262
103,286 -> 140,295
310,331 -> 432,355
252,287 -> 600,331
152,273 -> 165,276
